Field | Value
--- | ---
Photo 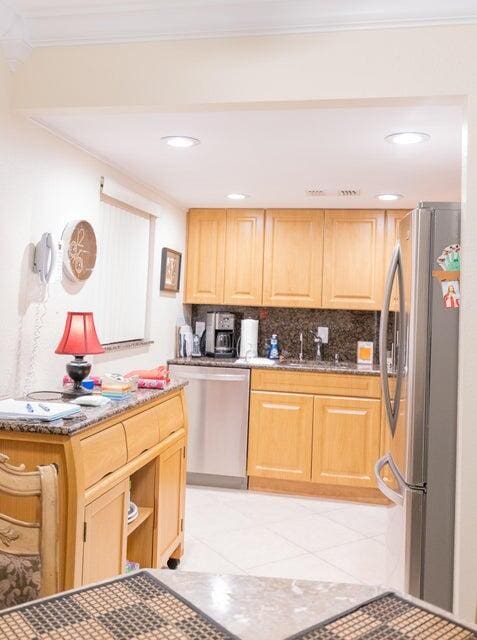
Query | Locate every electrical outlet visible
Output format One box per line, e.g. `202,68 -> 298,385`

318,326 -> 329,344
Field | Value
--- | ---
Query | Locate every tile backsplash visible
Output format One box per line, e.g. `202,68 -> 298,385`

191,305 -> 395,363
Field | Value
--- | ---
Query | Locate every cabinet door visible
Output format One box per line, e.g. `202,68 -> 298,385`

384,210 -> 409,311
185,209 -> 226,304
322,210 -> 385,310
263,209 -> 324,308
312,396 -> 381,488
82,479 -> 129,585
224,209 -> 265,306
248,392 -> 313,481
155,437 -> 186,564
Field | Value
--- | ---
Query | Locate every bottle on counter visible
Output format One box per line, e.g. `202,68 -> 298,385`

269,334 -> 280,360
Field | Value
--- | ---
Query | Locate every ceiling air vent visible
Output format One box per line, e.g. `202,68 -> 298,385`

305,189 -> 325,197
338,189 -> 361,197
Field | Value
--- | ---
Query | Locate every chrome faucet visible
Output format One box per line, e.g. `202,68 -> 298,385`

299,332 -> 304,362
310,330 -> 323,361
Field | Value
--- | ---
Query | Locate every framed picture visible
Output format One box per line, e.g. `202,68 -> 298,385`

441,279 -> 461,309
160,247 -> 182,292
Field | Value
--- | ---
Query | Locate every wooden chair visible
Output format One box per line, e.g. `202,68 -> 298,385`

0,453 -> 58,609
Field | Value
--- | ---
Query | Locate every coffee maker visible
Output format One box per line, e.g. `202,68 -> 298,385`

205,312 -> 236,358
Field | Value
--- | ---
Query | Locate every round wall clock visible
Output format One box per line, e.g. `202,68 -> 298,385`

62,220 -> 97,282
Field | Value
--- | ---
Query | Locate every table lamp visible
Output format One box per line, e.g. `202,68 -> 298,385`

55,312 -> 105,395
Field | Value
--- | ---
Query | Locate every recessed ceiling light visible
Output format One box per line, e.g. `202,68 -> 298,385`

385,132 -> 430,145
161,136 -> 200,148
376,193 -> 404,201
226,193 -> 250,200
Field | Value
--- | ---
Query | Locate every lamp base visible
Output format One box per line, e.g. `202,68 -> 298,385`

66,356 -> 92,396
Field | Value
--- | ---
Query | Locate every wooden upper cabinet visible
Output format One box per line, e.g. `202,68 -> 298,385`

384,210 -> 410,311
312,396 -> 381,488
263,209 -> 324,308
184,209 -> 226,304
224,209 -> 264,306
322,210 -> 385,310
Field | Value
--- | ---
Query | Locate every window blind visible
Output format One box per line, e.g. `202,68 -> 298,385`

94,200 -> 151,344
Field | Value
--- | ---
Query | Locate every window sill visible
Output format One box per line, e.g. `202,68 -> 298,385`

101,339 -> 154,353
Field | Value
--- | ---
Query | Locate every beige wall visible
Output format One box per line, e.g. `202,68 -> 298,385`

0,51 -> 187,396
9,26 -> 477,110
3,24 -> 477,621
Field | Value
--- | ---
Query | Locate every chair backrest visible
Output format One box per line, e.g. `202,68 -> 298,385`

0,453 -> 58,597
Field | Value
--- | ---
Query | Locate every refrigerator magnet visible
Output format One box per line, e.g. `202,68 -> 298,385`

441,280 -> 461,308
357,341 -> 374,364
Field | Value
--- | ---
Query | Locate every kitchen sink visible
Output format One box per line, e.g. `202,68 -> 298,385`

234,357 -> 277,366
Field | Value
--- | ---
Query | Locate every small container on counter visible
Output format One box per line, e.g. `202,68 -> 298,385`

269,334 -> 280,360
357,341 -> 374,364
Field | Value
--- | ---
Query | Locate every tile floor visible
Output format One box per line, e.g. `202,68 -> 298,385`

178,486 -> 390,586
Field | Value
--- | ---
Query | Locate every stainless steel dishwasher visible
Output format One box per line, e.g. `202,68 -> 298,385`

168,364 -> 250,489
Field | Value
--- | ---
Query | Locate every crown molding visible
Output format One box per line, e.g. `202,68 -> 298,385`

2,1 -> 477,51
0,2 -> 31,70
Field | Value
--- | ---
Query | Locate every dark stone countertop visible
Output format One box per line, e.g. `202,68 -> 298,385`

168,356 -> 384,376
0,380 -> 187,437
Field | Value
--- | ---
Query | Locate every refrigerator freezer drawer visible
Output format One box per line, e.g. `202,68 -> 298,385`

375,454 -> 425,599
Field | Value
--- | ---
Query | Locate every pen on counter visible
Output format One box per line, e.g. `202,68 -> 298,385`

39,403 -> 50,412
25,403 -> 34,413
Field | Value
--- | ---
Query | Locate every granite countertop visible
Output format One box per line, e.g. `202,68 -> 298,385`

154,570 -> 477,639
153,569 -> 384,639
0,380 -> 187,436
3,568 -> 475,639
168,356 -> 384,376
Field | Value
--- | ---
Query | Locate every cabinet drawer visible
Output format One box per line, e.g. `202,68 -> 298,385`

124,408 -> 160,461
156,395 -> 185,442
80,423 -> 127,488
251,369 -> 381,398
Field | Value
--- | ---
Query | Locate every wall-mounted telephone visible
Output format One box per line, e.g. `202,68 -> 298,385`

33,232 -> 57,284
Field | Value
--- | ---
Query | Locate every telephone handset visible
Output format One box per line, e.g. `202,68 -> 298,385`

33,232 -> 57,284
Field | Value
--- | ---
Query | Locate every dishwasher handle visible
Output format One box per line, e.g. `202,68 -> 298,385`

174,371 -> 249,383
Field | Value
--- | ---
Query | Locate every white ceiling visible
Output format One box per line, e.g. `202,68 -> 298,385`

3,0 -> 477,46
35,104 -> 462,209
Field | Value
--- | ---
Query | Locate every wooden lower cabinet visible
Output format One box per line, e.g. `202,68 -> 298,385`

312,396 -> 381,488
82,479 -> 129,585
155,436 -> 186,565
248,373 -> 387,503
0,388 -> 188,593
248,392 -> 313,481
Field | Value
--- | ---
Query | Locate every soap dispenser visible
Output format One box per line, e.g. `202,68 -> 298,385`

269,334 -> 280,360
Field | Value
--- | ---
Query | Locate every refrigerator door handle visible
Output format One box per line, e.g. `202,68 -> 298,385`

374,453 -> 405,506
380,242 -> 406,436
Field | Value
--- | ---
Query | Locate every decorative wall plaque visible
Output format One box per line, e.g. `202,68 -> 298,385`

62,220 -> 97,282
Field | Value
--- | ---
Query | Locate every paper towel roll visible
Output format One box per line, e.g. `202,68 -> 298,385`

239,319 -> 259,358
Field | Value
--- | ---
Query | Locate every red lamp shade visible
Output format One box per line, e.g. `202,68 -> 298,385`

55,312 -> 105,356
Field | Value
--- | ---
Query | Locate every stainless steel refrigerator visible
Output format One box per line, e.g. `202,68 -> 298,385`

375,202 -> 460,612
